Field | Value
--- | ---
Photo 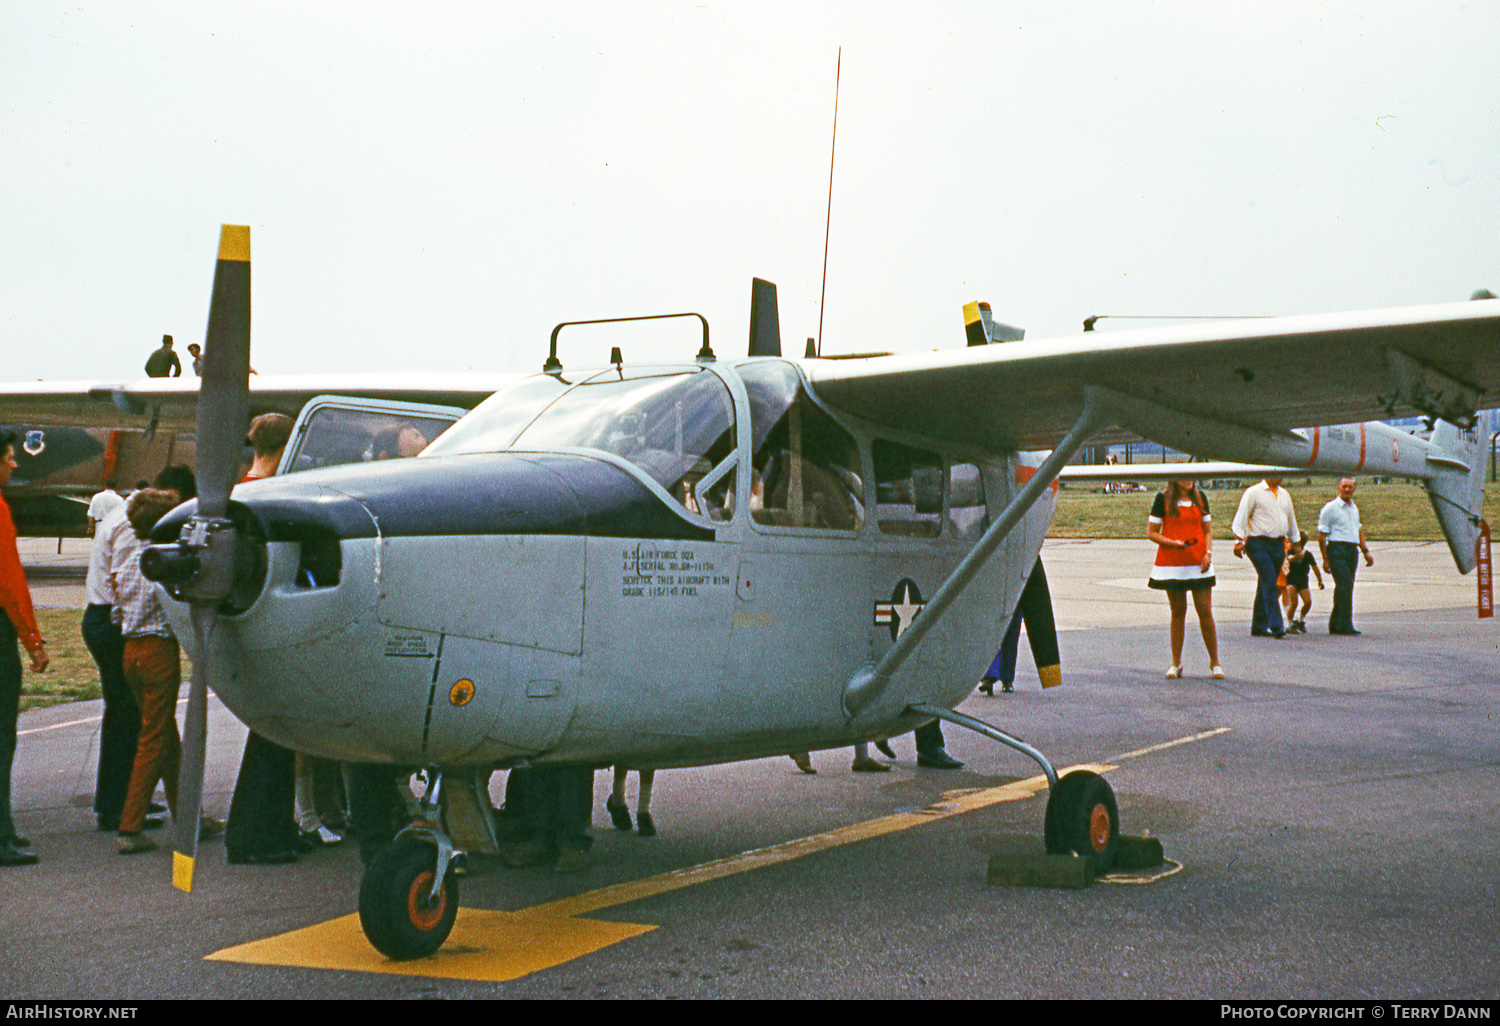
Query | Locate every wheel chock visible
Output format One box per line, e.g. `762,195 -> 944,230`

1112,834 -> 1165,871
986,851 -> 1094,889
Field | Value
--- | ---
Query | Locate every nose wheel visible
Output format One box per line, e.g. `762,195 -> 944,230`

358,835 -> 460,960
1044,769 -> 1119,872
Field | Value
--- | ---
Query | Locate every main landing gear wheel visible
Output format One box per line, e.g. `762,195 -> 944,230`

358,837 -> 459,960
1044,770 -> 1119,873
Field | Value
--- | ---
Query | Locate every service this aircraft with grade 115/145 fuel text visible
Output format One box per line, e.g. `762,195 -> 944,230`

5,225 -> 1496,960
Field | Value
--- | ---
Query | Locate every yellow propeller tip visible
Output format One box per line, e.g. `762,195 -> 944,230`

173,851 -> 196,893
217,225 -> 250,263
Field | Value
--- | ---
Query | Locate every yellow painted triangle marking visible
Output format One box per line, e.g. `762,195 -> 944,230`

208,910 -> 655,983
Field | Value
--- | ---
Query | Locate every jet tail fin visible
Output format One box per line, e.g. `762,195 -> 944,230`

1425,409 -> 1493,573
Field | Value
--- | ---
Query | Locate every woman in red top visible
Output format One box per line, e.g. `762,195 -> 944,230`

1147,478 -> 1222,680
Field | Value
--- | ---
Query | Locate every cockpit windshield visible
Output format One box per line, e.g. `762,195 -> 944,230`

421,375 -> 571,456
423,367 -> 737,517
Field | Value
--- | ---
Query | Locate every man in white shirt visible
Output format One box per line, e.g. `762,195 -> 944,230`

85,481 -> 125,537
1231,477 -> 1300,638
1318,478 -> 1373,635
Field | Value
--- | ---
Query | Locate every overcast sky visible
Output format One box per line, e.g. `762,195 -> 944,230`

2,1 -> 1496,381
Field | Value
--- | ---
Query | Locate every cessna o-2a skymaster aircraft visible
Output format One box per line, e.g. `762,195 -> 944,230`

19,226 -> 1499,961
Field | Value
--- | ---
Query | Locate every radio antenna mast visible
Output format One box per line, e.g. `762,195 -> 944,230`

816,47 -> 841,358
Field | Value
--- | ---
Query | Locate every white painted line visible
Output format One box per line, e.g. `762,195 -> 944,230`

18,696 -> 190,737
17,715 -> 100,737
1112,726 -> 1232,762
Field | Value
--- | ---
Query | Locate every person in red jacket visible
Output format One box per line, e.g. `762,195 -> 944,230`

0,431 -> 50,865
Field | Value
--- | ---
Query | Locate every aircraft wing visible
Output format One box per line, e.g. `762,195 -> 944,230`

805,299 -> 1500,452
0,373 -> 519,432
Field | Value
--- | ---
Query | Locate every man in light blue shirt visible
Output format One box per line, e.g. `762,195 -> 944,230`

1317,478 -> 1373,635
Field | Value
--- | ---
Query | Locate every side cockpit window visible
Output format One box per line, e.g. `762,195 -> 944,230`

739,361 -> 864,532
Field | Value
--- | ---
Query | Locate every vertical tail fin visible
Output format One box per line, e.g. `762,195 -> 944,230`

748,278 -> 781,357
1425,409 -> 1494,573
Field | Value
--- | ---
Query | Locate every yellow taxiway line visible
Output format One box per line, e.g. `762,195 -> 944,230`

208,729 -> 1231,981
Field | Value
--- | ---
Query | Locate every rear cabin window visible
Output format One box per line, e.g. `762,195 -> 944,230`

739,361 -> 864,531
947,462 -> 988,541
874,440 -> 943,537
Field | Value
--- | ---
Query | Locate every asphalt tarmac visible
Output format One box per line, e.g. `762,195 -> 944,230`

5,538 -> 1497,1000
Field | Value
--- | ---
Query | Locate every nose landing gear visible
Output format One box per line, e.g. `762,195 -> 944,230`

358,834 -> 460,960
357,767 -> 491,960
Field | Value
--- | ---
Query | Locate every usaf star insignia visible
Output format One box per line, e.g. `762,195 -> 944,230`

874,578 -> 926,641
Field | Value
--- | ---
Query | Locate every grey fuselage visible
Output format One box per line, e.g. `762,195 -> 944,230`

161,359 -> 1055,771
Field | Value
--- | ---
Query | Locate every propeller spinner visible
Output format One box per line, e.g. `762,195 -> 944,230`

140,224 -> 252,892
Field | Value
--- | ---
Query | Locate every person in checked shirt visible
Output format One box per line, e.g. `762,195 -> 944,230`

111,488 -> 224,854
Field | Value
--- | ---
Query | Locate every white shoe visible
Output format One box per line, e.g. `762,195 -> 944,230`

1211,665 -> 1225,679
1165,665 -> 1182,679
301,825 -> 343,846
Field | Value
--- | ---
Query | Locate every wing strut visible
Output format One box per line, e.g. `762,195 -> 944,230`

907,702 -> 1058,789
841,391 -> 1118,718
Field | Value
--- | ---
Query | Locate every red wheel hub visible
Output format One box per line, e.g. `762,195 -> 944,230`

406,871 -> 447,931
1088,803 -> 1112,853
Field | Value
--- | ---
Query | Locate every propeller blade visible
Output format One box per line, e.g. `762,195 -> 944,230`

1017,558 -> 1061,688
194,225 -> 251,520
172,608 -> 215,892
171,224 -> 252,892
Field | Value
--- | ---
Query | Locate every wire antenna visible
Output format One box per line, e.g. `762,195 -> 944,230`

817,47 -> 841,358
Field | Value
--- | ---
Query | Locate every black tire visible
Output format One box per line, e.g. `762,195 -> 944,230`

358,837 -> 459,960
1043,770 -> 1119,873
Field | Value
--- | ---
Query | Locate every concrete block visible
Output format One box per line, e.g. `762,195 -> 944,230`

1113,834 -> 1165,871
986,852 -> 1094,888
